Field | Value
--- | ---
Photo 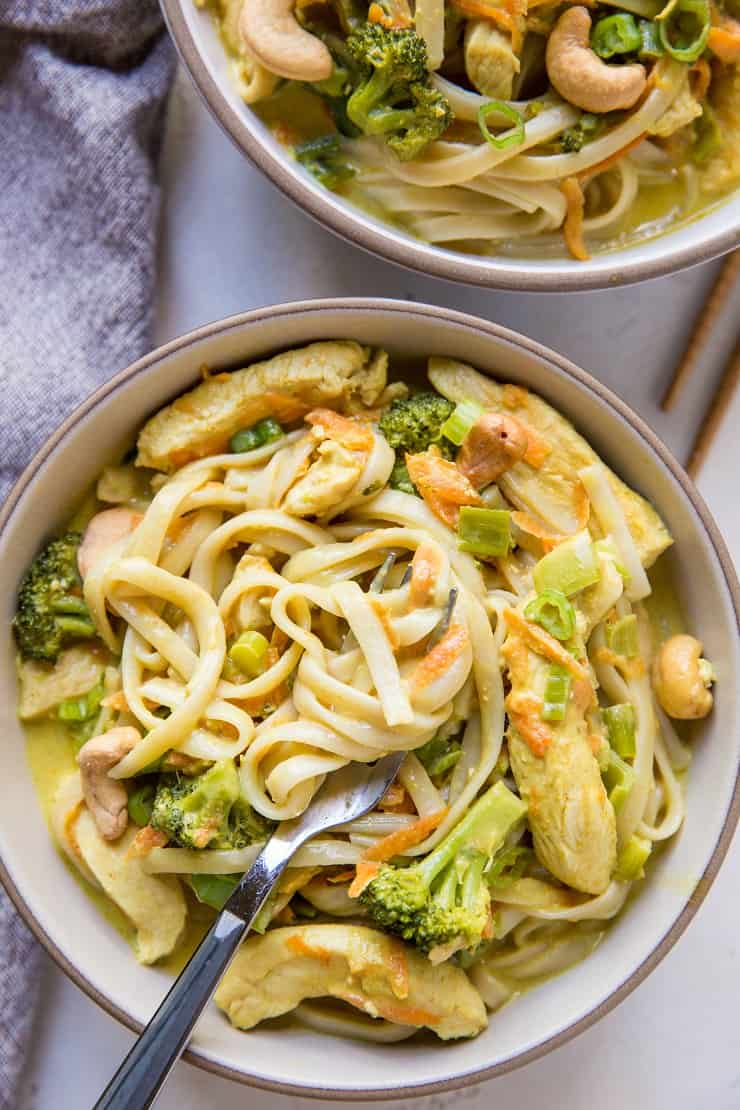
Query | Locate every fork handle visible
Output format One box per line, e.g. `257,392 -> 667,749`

95,837 -> 294,1110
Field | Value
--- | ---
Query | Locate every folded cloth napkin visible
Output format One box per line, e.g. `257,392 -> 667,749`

0,2 -> 174,1101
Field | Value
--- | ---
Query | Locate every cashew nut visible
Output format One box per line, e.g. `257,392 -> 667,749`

77,727 -> 140,840
652,634 -> 714,720
457,413 -> 529,490
77,507 -> 142,579
546,7 -> 647,114
239,0 -> 333,83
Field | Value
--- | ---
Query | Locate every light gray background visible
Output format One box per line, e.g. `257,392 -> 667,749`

19,69 -> 740,1110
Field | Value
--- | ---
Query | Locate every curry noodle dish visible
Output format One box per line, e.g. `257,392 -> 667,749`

15,342 -> 715,1042
199,0 -> 740,260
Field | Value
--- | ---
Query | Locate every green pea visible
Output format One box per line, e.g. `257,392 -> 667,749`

229,418 -> 283,453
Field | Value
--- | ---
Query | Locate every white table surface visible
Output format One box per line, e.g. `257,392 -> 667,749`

18,69 -> 740,1110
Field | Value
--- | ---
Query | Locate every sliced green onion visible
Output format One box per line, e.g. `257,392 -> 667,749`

600,0 -> 662,16
638,17 -> 664,55
606,614 -> 639,657
58,679 -> 104,723
614,833 -> 652,881
128,782 -> 156,827
542,665 -> 572,722
524,588 -> 576,641
603,749 -> 636,814
594,537 -> 630,581
532,531 -> 601,597
190,873 -> 240,911
416,734 -> 463,778
229,630 -> 270,678
478,101 -> 525,151
592,12 -> 642,56
658,0 -> 710,61
439,400 -> 484,446
602,703 -> 637,758
229,418 -> 284,454
457,507 -> 511,557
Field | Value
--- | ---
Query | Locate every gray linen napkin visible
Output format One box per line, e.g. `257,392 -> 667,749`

0,2 -> 175,1101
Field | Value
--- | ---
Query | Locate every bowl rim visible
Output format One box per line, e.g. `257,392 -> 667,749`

1,298 -> 738,1099
159,0 -> 740,293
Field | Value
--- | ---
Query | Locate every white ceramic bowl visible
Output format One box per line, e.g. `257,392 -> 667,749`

160,1 -> 740,292
1,300 -> 738,1099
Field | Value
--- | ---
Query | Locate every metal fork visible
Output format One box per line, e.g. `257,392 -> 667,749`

94,752 -> 406,1110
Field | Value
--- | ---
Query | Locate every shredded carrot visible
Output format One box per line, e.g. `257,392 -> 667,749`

348,860 -> 381,897
412,625 -> 470,691
504,607 -> 592,686
511,511 -> 566,551
511,481 -> 589,549
305,408 -> 374,451
409,541 -> 443,608
335,988 -> 439,1028
326,868 -> 356,884
361,808 -> 448,863
370,596 -> 400,649
374,998 -> 440,1026
518,421 -> 551,468
689,57 -> 712,101
285,935 -> 333,962
504,0 -> 527,51
507,705 -> 553,757
561,177 -> 589,263
368,2 -> 393,25
708,24 -> 740,61
386,939 -> 410,999
126,825 -> 168,859
368,0 -> 413,26
101,689 -> 128,711
451,0 -> 515,34
577,133 -> 647,183
405,448 -> 482,527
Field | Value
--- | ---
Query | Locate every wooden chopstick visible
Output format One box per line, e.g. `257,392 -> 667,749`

687,339 -> 740,479
661,250 -> 740,412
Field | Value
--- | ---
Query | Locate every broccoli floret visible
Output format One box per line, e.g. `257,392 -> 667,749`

388,457 -> 418,495
294,135 -> 356,192
360,781 -> 527,956
345,23 -> 452,160
13,532 -> 96,662
379,392 -> 455,455
226,797 -> 275,849
150,760 -> 274,849
559,113 -> 604,153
